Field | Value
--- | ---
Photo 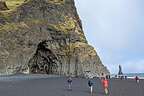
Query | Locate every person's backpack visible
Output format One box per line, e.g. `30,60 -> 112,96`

67,78 -> 72,83
88,80 -> 93,87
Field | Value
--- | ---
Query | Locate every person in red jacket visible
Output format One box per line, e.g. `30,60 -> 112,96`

102,77 -> 109,95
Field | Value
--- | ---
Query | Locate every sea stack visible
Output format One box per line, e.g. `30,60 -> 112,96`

0,0 -> 109,76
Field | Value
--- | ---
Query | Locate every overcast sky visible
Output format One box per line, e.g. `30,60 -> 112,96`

75,0 -> 144,73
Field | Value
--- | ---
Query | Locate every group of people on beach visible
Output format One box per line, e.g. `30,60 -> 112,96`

67,74 -> 140,96
67,75 -> 109,95
87,77 -> 109,95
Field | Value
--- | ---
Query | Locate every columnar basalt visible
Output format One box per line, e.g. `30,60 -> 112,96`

0,0 -> 109,76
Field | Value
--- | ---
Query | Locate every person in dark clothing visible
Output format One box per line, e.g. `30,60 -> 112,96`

67,77 -> 72,90
88,79 -> 93,94
135,76 -> 140,83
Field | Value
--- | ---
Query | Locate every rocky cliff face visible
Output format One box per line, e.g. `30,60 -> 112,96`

0,0 -> 109,76
0,1 -> 9,11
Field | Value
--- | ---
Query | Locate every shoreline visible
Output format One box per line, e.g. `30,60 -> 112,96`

0,76 -> 143,96
0,73 -> 144,79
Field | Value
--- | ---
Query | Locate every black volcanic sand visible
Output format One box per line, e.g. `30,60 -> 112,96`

0,75 -> 143,96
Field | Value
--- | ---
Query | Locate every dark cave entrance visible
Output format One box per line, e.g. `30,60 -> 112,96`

28,41 -> 58,74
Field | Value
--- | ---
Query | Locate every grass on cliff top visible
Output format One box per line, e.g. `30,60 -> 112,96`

0,22 -> 29,32
5,0 -> 25,10
0,0 -> 25,20
53,16 -> 76,33
5,0 -> 65,10
49,0 -> 65,4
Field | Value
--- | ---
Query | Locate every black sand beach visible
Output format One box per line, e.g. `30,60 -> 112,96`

0,75 -> 143,96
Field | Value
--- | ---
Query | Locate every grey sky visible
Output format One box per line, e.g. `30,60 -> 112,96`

75,0 -> 144,73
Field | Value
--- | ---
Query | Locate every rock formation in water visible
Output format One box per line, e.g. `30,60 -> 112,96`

118,65 -> 123,75
0,0 -> 109,76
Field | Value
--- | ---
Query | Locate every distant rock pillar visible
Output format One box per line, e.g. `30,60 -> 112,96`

118,65 -> 123,75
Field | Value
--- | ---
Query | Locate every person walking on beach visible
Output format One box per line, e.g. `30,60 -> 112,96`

102,77 -> 109,95
88,79 -> 94,94
67,76 -> 72,90
135,76 -> 140,83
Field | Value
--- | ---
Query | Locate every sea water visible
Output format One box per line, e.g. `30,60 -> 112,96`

112,73 -> 144,79
125,73 -> 144,79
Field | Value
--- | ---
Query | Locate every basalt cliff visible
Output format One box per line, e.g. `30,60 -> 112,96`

0,0 -> 109,76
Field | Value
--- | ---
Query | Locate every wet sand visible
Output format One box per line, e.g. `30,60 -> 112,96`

0,75 -> 143,96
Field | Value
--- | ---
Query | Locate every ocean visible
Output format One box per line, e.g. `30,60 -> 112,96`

112,73 -> 144,79
125,73 -> 144,78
